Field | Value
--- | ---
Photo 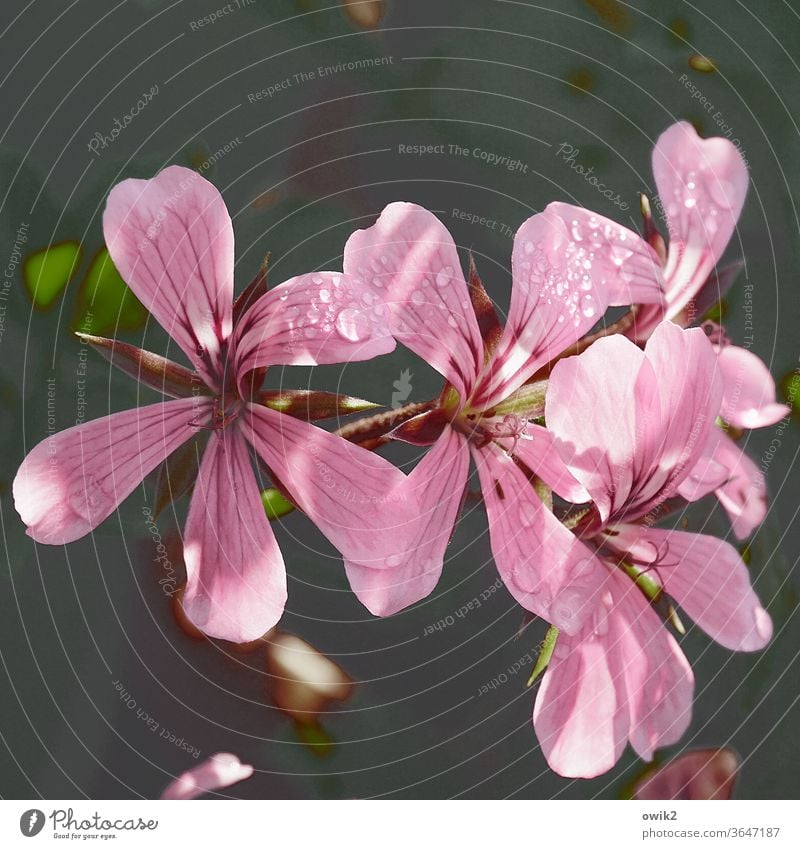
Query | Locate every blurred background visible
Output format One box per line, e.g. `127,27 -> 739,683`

0,0 -> 798,799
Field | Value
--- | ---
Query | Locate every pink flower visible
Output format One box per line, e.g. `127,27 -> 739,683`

160,753 -> 253,800
532,322 -> 771,778
13,166 -> 429,642
551,122 -> 788,537
633,748 -> 739,800
340,201 -> 664,616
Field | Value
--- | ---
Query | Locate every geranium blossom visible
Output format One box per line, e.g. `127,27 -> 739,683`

340,200 -> 665,616
13,166 -> 436,642
549,122 -> 788,537
532,322 -> 771,778
160,753 -> 253,800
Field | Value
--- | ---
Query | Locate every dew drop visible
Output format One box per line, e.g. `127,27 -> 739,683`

385,553 -> 403,568
518,500 -> 538,527
411,289 -> 426,306
551,585 -> 593,634
319,288 -> 331,303
335,307 -> 370,342
580,294 -> 595,318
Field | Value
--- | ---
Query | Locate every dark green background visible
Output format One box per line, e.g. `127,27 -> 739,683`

1,0 -> 798,799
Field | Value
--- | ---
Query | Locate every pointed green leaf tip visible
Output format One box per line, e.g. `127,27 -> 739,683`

526,626 -> 559,688
74,248 -> 147,333
23,242 -> 82,308
262,488 -> 295,520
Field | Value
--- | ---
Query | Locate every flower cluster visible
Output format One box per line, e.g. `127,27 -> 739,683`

14,122 -> 785,779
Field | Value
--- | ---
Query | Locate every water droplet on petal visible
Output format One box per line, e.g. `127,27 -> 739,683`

580,294 -> 595,318
319,288 -> 331,303
284,305 -> 300,321
551,585 -> 593,634
411,289 -> 426,306
385,553 -> 403,568
335,307 -> 370,342
518,500 -> 538,527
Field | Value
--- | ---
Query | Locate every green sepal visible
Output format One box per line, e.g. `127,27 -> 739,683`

258,390 -> 381,421
76,332 -> 206,398
526,625 -> 559,688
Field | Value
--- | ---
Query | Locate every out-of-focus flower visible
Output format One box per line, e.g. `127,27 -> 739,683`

532,323 -> 771,778
341,201 -> 664,616
634,748 -> 739,800
266,632 -> 353,724
160,753 -> 253,800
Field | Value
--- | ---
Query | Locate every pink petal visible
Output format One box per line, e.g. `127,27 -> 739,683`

233,271 -> 395,387
704,429 -> 767,539
160,753 -> 254,800
343,202 -> 484,400
472,204 -> 658,409
609,524 -> 772,652
243,404 -> 417,570
614,570 -> 694,762
14,398 -> 208,544
653,121 -> 748,321
634,748 -> 739,800
345,428 -> 469,615
628,322 -> 723,518
533,577 -> 629,778
546,334 -> 644,522
549,323 -> 722,523
513,422 -> 590,503
717,345 -> 790,429
676,454 -> 730,502
472,442 -> 604,635
534,569 -> 693,777
103,166 -> 235,389
181,429 -> 287,642
544,202 -> 665,305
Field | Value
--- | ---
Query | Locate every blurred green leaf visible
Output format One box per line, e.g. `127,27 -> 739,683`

23,242 -> 81,309
74,248 -> 147,333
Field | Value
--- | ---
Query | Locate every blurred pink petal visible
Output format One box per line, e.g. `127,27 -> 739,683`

161,753 -> 253,800
103,166 -> 235,389
14,398 -> 208,544
634,748 -> 739,800
513,422 -> 590,503
717,344 -> 790,429
344,202 -> 484,400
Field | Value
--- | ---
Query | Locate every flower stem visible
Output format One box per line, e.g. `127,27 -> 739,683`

334,400 -> 434,449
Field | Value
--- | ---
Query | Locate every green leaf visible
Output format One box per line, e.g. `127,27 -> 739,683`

489,380 -> 548,419
74,247 -> 147,333
526,625 -> 559,687
23,242 -> 82,308
262,487 -> 295,520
